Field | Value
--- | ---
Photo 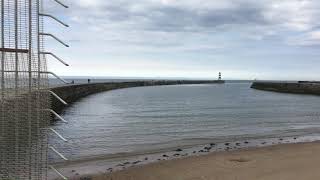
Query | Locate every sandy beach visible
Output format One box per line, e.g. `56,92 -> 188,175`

87,142 -> 320,180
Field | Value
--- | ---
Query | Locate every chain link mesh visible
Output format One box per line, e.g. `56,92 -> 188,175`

0,0 -> 51,179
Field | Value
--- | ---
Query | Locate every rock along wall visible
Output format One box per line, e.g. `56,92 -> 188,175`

251,82 -> 320,95
50,80 -> 220,115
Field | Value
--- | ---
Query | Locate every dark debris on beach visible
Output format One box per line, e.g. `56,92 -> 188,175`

101,136 -> 304,178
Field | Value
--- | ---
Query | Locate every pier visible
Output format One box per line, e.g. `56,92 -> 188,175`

251,81 -> 320,95
50,80 -> 223,115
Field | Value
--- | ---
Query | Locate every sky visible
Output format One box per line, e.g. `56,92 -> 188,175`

45,0 -> 320,80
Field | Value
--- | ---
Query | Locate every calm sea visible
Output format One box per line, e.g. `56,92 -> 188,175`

50,82 -> 320,162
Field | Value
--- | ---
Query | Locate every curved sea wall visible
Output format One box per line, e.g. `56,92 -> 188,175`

50,80 -> 220,114
251,82 -> 320,95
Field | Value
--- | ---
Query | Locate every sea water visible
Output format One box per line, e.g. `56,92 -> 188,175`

50,83 -> 320,162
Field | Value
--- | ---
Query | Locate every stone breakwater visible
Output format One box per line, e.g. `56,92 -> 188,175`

50,80 -> 221,115
251,81 -> 320,95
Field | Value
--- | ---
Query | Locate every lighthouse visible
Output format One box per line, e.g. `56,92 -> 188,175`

215,72 -> 225,84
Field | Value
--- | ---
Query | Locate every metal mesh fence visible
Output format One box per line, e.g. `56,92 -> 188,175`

0,0 -> 51,179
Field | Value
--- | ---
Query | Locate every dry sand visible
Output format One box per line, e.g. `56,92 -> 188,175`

91,142 -> 320,180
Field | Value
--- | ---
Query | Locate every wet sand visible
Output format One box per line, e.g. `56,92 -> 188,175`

90,141 -> 320,180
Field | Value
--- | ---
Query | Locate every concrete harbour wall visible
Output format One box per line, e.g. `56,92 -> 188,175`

251,82 -> 320,95
50,80 -> 222,115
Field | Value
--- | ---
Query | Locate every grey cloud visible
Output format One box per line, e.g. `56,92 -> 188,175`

49,0 -> 320,49
68,1 -> 270,33
50,0 -> 320,33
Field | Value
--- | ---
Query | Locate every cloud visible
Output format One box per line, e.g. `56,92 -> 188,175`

67,0 -> 266,32
54,0 -> 320,48
45,0 -> 320,48
287,30 -> 320,46
65,1 -> 318,30
44,0 -> 320,79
